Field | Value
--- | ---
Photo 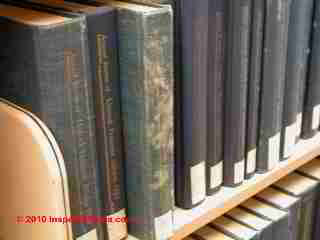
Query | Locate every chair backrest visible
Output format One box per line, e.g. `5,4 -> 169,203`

0,99 -> 72,240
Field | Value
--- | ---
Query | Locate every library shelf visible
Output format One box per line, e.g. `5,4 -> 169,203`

170,133 -> 320,240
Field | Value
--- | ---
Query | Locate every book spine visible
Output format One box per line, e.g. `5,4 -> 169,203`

175,0 -> 208,209
288,201 -> 302,240
246,0 -> 265,179
35,20 -> 105,240
257,0 -> 290,172
223,0 -> 251,186
301,0 -> 320,139
85,10 -> 127,240
281,0 -> 314,158
206,0 -> 226,195
117,7 -> 174,240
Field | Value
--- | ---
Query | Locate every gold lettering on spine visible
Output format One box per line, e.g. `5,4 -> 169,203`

96,34 -> 121,212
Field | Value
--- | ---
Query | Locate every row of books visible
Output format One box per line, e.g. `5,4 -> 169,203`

185,159 -> 320,240
1,0 -> 320,240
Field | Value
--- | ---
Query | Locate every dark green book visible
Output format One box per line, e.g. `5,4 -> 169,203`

0,1 -> 128,239
0,4 -> 104,240
70,1 -> 175,239
225,207 -> 273,240
255,187 -> 301,240
281,0 -> 314,157
273,173 -> 319,240
240,198 -> 290,240
210,216 -> 259,240
301,0 -> 320,139
257,0 -> 291,172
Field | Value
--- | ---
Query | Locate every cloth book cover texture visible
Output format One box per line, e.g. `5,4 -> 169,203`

0,5 -> 104,240
206,0 -> 226,195
245,0 -> 265,179
281,0 -> 314,158
223,0 -> 251,186
257,0 -> 291,172
302,0 -> 320,139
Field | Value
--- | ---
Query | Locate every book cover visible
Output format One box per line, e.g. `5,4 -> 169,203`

0,4 -> 104,240
210,216 -> 259,240
257,0 -> 291,172
273,173 -> 319,240
223,0 -> 251,186
281,0 -> 314,157
245,0 -> 265,179
75,1 -> 175,239
1,1 -> 128,239
301,0 -> 320,139
206,0 -> 227,195
240,198 -> 290,240
225,207 -> 273,240
118,0 -> 209,206
255,187 -> 301,240
192,226 -> 235,240
296,159 -> 320,240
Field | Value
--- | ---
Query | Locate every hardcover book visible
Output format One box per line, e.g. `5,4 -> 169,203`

255,187 -> 301,240
0,5 -> 104,240
191,226 -> 235,240
225,207 -> 273,240
73,1 -> 175,239
240,198 -> 290,240
301,0 -> 320,139
123,0 -> 211,203
0,99 -> 72,240
223,0 -> 251,186
2,0 -> 128,239
210,216 -> 259,240
296,159 -> 320,240
206,0 -> 227,195
257,0 -> 291,171
245,0 -> 265,179
281,0 -> 314,157
273,173 -> 319,240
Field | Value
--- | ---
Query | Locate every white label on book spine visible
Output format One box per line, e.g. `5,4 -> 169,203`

154,210 -> 173,240
283,122 -> 297,158
77,229 -> 97,240
268,132 -> 280,170
106,209 -> 127,240
296,112 -> 302,138
312,105 -> 320,130
190,161 -> 206,205
234,160 -> 245,184
246,148 -> 256,175
210,162 -> 223,189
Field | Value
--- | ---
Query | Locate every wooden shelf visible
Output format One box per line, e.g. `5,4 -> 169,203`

170,133 -> 320,240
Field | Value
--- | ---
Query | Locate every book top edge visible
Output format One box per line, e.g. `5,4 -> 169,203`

193,226 -> 234,240
298,159 -> 320,180
0,3 -> 72,26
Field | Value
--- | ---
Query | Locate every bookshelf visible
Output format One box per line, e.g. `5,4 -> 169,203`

168,133 -> 320,240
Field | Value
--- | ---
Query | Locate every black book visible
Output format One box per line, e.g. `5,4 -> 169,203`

223,0 -> 251,186
273,173 -> 319,240
257,0 -> 291,172
281,0 -> 314,158
245,0 -> 265,179
301,0 -> 320,139
206,0 -> 227,195
0,4 -> 104,240
0,1 -> 128,239
256,187 -> 301,240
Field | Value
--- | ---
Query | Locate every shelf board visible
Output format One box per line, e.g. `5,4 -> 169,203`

170,133 -> 320,240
